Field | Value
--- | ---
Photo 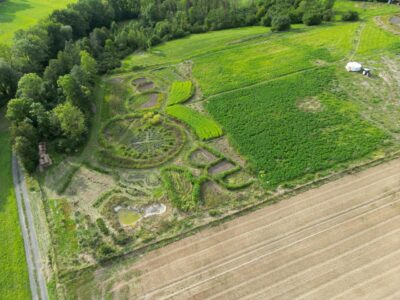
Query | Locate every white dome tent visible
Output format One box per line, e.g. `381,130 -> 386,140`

346,61 -> 363,72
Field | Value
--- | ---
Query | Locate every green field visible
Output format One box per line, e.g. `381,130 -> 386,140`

165,105 -> 223,140
167,81 -> 194,106
0,0 -> 75,44
206,68 -> 388,188
0,114 -> 30,300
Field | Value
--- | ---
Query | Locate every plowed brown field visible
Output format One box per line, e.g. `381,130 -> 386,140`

79,159 -> 400,299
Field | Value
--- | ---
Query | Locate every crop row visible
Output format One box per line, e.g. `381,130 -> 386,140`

167,81 -> 194,106
166,105 -> 223,140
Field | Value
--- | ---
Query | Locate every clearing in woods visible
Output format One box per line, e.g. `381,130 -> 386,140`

69,158 -> 400,299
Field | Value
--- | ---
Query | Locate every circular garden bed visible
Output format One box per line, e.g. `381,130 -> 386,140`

99,114 -> 185,168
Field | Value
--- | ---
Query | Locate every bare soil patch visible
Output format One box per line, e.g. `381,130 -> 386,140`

132,78 -> 147,85
208,160 -> 235,175
190,148 -> 218,166
390,16 -> 400,26
79,158 -> 400,299
297,97 -> 324,113
208,137 -> 246,167
201,181 -> 230,208
140,93 -> 159,109
137,82 -> 154,92
64,167 -> 115,217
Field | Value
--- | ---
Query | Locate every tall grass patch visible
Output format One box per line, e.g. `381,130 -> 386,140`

167,81 -> 194,106
206,68 -> 388,189
0,133 -> 30,300
166,105 -> 223,140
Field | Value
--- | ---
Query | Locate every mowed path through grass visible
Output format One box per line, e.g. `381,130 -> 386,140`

0,110 -> 30,300
0,0 -> 75,44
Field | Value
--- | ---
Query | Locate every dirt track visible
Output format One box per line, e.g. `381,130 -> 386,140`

93,158 -> 400,299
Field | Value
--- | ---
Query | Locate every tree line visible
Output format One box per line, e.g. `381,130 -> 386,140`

0,0 -> 337,172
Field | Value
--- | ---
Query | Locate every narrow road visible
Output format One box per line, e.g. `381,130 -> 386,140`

12,155 -> 48,300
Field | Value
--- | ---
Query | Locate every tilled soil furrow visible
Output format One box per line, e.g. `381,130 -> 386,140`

95,159 -> 400,299
273,236 -> 400,299
163,204 -> 400,300
380,285 -> 400,300
110,160 -> 400,278
238,227 -> 400,300
334,264 -> 400,300
138,191 -> 400,299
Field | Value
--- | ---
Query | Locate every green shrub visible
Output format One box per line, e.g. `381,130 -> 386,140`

342,11 -> 359,22
303,11 -> 323,26
96,218 -> 109,236
271,15 -> 291,32
261,14 -> 272,27
323,9 -> 334,22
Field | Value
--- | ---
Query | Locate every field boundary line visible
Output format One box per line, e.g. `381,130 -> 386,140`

299,250 -> 400,300
148,200 -> 400,299
133,188 -> 400,297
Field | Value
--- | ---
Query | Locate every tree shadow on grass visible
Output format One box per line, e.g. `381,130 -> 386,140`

0,0 -> 32,24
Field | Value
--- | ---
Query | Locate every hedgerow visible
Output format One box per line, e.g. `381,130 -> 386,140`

165,105 -> 223,140
206,68 -> 388,189
167,81 -> 194,106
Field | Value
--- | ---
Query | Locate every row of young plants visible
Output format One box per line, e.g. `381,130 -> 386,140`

206,67 -> 389,189
167,81 -> 194,106
165,105 -> 223,140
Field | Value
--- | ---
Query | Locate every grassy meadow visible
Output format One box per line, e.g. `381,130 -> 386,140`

0,0 -> 75,44
0,111 -> 30,300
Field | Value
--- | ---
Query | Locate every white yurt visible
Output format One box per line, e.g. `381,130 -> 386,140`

346,62 -> 362,72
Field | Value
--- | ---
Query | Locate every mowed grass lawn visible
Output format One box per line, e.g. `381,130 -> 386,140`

0,0 -> 75,44
206,68 -> 388,188
0,116 -> 30,299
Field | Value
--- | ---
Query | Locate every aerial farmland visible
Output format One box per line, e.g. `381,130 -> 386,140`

1,0 -> 400,299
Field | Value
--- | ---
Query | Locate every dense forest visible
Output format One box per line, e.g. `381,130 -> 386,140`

0,0 -> 338,172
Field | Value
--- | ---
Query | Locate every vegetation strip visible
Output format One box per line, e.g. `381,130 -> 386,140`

166,105 -> 223,140
167,81 -> 194,106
